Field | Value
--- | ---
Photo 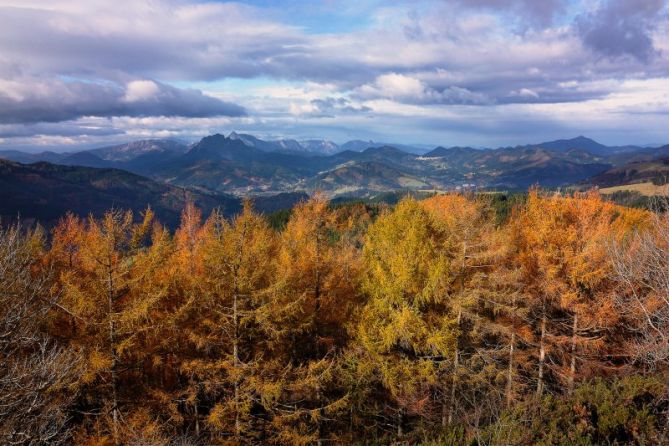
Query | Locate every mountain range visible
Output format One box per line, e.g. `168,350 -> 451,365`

2,133 -> 669,223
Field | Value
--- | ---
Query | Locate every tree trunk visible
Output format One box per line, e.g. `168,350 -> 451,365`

506,294 -> 517,407
445,307 -> 462,426
568,312 -> 578,395
506,330 -> 516,407
314,222 -> 322,351
232,224 -> 246,444
107,261 -> 119,446
536,301 -> 547,398
233,290 -> 241,443
397,408 -> 403,438
194,397 -> 200,436
315,224 -> 323,446
444,243 -> 468,426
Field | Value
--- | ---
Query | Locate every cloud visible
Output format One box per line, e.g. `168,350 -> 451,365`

509,88 -> 540,99
0,121 -> 123,138
0,0 -> 669,148
577,0 -> 667,63
0,0 -> 593,90
1,0 -> 666,100
0,77 -> 246,124
356,73 -> 491,105
302,97 -> 372,117
449,0 -> 568,28
0,1 -> 304,81
123,80 -> 161,103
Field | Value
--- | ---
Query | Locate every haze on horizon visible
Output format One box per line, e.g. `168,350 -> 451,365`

0,0 -> 668,151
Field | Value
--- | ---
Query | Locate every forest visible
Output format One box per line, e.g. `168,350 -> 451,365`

1,190 -> 668,445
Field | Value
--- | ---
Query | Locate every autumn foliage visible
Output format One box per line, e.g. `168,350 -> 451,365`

1,191 -> 667,445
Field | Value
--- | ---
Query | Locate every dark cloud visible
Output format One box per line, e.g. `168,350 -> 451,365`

0,78 -> 245,124
577,0 -> 666,63
0,122 -> 123,138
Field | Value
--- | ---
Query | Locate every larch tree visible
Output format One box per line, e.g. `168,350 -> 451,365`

267,193 -> 362,445
138,202 -> 215,438
485,224 -> 530,409
117,221 -> 179,444
510,190 -> 646,397
611,206 -> 669,368
420,193 -> 502,427
51,209 -> 155,444
177,203 -> 277,444
355,198 -> 459,438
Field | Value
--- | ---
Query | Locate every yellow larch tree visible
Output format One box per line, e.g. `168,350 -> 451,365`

354,197 -> 459,438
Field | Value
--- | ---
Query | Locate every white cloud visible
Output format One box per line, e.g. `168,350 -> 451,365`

356,73 -> 490,104
289,102 -> 319,116
123,80 -> 160,102
510,88 -> 540,99
371,73 -> 427,99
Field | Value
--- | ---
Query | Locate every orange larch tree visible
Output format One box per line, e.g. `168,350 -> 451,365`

266,193 -> 362,445
510,190 -> 647,397
50,209 -> 157,444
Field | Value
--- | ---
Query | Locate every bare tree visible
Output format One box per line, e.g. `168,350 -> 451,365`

610,211 -> 669,368
610,209 -> 669,441
0,223 -> 80,445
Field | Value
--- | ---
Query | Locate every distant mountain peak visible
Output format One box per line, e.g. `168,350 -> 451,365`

567,135 -> 602,146
531,136 -> 610,156
88,138 -> 188,162
204,133 -> 227,141
363,145 -> 405,155
184,134 -> 251,161
424,146 -> 479,157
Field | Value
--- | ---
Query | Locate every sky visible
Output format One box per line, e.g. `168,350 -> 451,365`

0,0 -> 668,151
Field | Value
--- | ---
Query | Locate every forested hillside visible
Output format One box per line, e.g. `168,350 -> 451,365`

1,191 -> 667,445
0,159 -> 308,228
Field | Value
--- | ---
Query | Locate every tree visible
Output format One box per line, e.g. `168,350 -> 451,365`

266,194 -> 362,445
611,207 -> 669,368
421,194 -> 502,426
354,197 -> 459,438
178,202 -> 277,444
610,207 -> 669,440
51,209 -> 156,444
510,190 -> 646,397
146,202 -> 209,438
0,223 -> 80,445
